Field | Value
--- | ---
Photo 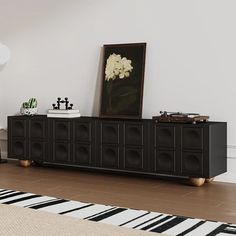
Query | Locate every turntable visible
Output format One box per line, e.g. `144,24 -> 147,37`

152,111 -> 209,124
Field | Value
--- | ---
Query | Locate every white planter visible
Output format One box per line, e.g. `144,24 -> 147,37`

20,107 -> 38,116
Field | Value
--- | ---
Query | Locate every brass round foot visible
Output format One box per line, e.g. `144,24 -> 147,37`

19,160 -> 31,167
205,177 -> 214,183
190,178 -> 205,187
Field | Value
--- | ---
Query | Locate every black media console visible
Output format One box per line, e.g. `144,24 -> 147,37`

8,115 -> 227,186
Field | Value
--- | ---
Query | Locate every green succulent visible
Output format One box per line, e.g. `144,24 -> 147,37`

22,98 -> 38,109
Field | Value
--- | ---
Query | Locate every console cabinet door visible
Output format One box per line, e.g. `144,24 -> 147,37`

154,124 -> 177,175
73,118 -> 95,166
48,119 -> 72,164
28,117 -> 47,163
98,121 -> 123,169
123,122 -> 149,172
8,117 -> 28,160
181,126 -> 206,177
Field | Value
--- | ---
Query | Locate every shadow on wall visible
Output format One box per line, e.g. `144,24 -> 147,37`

92,46 -> 104,117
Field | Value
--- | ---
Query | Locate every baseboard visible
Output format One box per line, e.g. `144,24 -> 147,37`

1,151 -> 7,159
227,145 -> 236,159
213,145 -> 236,183
0,129 -> 7,141
215,158 -> 236,183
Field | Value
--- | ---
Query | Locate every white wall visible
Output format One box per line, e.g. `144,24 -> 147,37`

0,0 -> 236,182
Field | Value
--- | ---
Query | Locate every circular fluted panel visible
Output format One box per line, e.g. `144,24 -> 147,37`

127,127 -> 142,145
32,122 -> 43,138
32,143 -> 43,158
184,154 -> 200,172
103,125 -> 118,143
157,152 -> 172,171
76,146 -> 89,163
104,148 -> 116,158
188,130 -> 200,140
158,128 -> 172,142
104,126 -> 116,136
103,148 -> 117,167
129,127 -> 140,137
56,123 -> 69,139
77,124 -> 89,140
55,144 -> 68,161
126,150 -> 141,166
183,128 -> 202,149
13,121 -> 24,136
13,141 -> 24,156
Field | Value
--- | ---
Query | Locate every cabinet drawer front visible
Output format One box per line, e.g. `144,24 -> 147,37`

101,145 -> 119,168
74,121 -> 92,142
29,119 -> 46,139
53,142 -> 71,163
9,139 -> 27,159
181,152 -> 203,176
124,148 -> 144,171
11,119 -> 27,138
156,150 -> 175,174
29,141 -> 46,161
74,143 -> 92,166
182,127 -> 203,150
156,126 -> 175,148
125,123 -> 144,146
53,120 -> 71,141
101,123 -> 120,144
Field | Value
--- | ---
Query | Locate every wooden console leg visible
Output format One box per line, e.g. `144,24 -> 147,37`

205,177 -> 214,183
19,160 -> 31,167
189,178 -> 205,187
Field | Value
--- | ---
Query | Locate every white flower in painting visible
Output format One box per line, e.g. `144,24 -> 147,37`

105,53 -> 133,81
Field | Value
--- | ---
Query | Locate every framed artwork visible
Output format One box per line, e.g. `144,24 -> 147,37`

99,43 -> 146,118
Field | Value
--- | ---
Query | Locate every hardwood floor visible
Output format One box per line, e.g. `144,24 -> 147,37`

0,160 -> 236,224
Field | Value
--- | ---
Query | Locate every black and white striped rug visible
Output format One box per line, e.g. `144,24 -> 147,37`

0,188 -> 235,236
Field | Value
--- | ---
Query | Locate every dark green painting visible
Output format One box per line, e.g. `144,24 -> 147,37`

100,43 -> 146,118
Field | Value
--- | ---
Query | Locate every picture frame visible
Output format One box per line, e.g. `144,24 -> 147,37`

99,43 -> 146,119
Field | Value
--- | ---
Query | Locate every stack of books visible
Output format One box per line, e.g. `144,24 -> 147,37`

47,109 -> 81,118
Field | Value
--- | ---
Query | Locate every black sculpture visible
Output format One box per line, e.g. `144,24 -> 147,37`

52,97 -> 73,110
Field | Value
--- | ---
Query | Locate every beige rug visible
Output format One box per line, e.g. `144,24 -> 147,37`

0,204 -> 166,236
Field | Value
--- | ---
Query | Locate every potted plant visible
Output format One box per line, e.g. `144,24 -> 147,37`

20,98 -> 38,115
